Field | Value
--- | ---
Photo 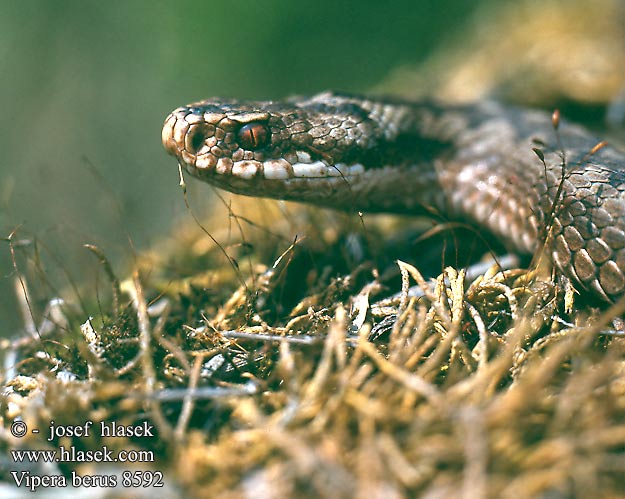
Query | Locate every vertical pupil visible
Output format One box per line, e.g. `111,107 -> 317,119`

238,123 -> 268,150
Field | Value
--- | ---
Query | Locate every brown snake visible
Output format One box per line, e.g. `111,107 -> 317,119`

162,92 -> 625,301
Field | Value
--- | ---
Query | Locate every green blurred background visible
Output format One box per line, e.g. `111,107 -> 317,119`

1,0 -> 622,333
0,0 -> 486,332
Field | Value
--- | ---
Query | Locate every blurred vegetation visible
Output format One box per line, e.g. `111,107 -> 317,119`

1,0 -> 485,333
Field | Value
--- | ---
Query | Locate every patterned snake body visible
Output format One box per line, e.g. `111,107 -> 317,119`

162,92 -> 625,301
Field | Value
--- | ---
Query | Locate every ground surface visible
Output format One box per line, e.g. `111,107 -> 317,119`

2,1 -> 625,497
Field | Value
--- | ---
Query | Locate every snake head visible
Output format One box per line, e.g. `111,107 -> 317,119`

161,92 -> 411,207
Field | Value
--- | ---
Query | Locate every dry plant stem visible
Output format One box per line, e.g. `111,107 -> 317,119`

468,281 -> 518,321
551,342 -> 623,431
388,299 -> 420,359
404,306 -> 439,370
464,301 -> 489,369
131,271 -> 173,439
158,336 -> 192,374
397,260 -> 452,329
376,434 -> 424,487
450,316 -> 541,401
486,335 -> 591,428
220,328 -> 326,345
309,308 -> 367,432
357,339 -> 446,413
460,406 -> 488,499
303,306 -> 348,404
214,191 -> 259,290
445,267 -> 475,368
277,340 -> 299,401
398,261 -> 411,314
13,277 -> 38,339
114,310 -> 165,377
6,229 -> 42,340
178,163 -> 248,290
393,261 -> 470,379
84,243 -> 121,318
175,353 -> 204,439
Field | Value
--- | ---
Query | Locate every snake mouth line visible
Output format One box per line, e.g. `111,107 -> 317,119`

185,157 -> 366,182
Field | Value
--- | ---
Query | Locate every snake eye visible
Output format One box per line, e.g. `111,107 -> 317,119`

237,122 -> 270,150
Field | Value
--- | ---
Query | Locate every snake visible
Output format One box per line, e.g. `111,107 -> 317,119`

162,92 -> 625,302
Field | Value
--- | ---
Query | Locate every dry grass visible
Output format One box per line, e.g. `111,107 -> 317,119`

2,195 -> 625,499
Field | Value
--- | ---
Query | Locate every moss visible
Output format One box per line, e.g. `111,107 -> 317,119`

3,196 -> 625,498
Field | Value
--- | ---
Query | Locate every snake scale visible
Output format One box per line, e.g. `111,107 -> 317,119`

162,92 -> 625,302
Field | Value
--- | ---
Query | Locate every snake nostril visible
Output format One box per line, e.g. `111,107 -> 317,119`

187,124 -> 209,154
